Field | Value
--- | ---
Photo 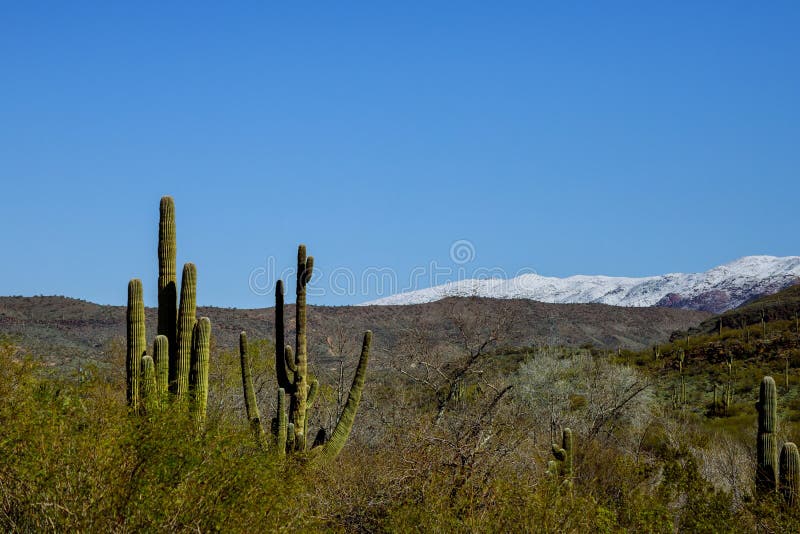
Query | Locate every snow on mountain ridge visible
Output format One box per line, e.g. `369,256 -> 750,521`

361,256 -> 800,313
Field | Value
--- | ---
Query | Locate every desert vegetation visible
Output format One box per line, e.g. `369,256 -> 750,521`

3,198 -> 800,532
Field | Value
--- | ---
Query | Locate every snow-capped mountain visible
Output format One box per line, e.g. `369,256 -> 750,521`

362,256 -> 800,313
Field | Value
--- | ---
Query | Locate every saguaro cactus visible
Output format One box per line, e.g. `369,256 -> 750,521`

157,196 -> 177,374
173,262 -> 197,398
780,442 -> 800,507
153,335 -> 169,396
241,245 -> 372,460
291,245 -> 313,449
725,354 -> 734,413
189,317 -> 211,427
678,350 -> 686,406
756,376 -> 779,495
548,427 -> 574,480
314,331 -> 372,462
239,331 -> 265,444
141,354 -> 159,414
126,279 -> 146,413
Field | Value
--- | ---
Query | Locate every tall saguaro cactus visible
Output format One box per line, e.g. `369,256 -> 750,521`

290,245 -> 314,449
756,376 -> 779,495
157,196 -> 177,370
126,279 -> 146,413
240,245 -> 372,460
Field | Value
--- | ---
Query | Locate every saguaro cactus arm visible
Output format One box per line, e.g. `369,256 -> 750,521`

274,280 -> 295,391
239,331 -> 265,444
312,330 -> 372,462
173,262 -> 197,398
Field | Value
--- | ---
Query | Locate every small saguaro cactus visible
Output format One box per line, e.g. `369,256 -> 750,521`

725,354 -> 734,413
712,384 -> 718,415
756,376 -> 779,495
785,355 -> 791,392
548,427 -> 574,481
677,350 -> 687,406
780,442 -> 800,507
141,354 -> 159,414
153,335 -> 169,397
240,245 -> 372,460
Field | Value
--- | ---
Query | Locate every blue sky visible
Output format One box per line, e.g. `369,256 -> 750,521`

1,2 -> 798,307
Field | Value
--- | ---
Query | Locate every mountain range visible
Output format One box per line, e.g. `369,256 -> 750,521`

364,255 -> 800,313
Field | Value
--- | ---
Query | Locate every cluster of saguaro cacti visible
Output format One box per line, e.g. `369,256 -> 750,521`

548,427 -> 574,484
239,245 -> 372,461
755,375 -> 800,507
125,196 -> 211,426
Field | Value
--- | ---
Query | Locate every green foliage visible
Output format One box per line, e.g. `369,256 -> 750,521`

659,454 -> 738,532
0,347 -> 311,531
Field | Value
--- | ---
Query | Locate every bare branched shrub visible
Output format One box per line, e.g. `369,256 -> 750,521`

695,432 -> 753,508
514,348 -> 653,449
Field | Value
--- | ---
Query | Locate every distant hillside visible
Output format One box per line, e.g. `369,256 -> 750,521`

0,296 -> 710,373
689,282 -> 800,336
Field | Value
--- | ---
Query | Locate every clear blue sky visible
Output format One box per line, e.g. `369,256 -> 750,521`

1,2 -> 798,307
